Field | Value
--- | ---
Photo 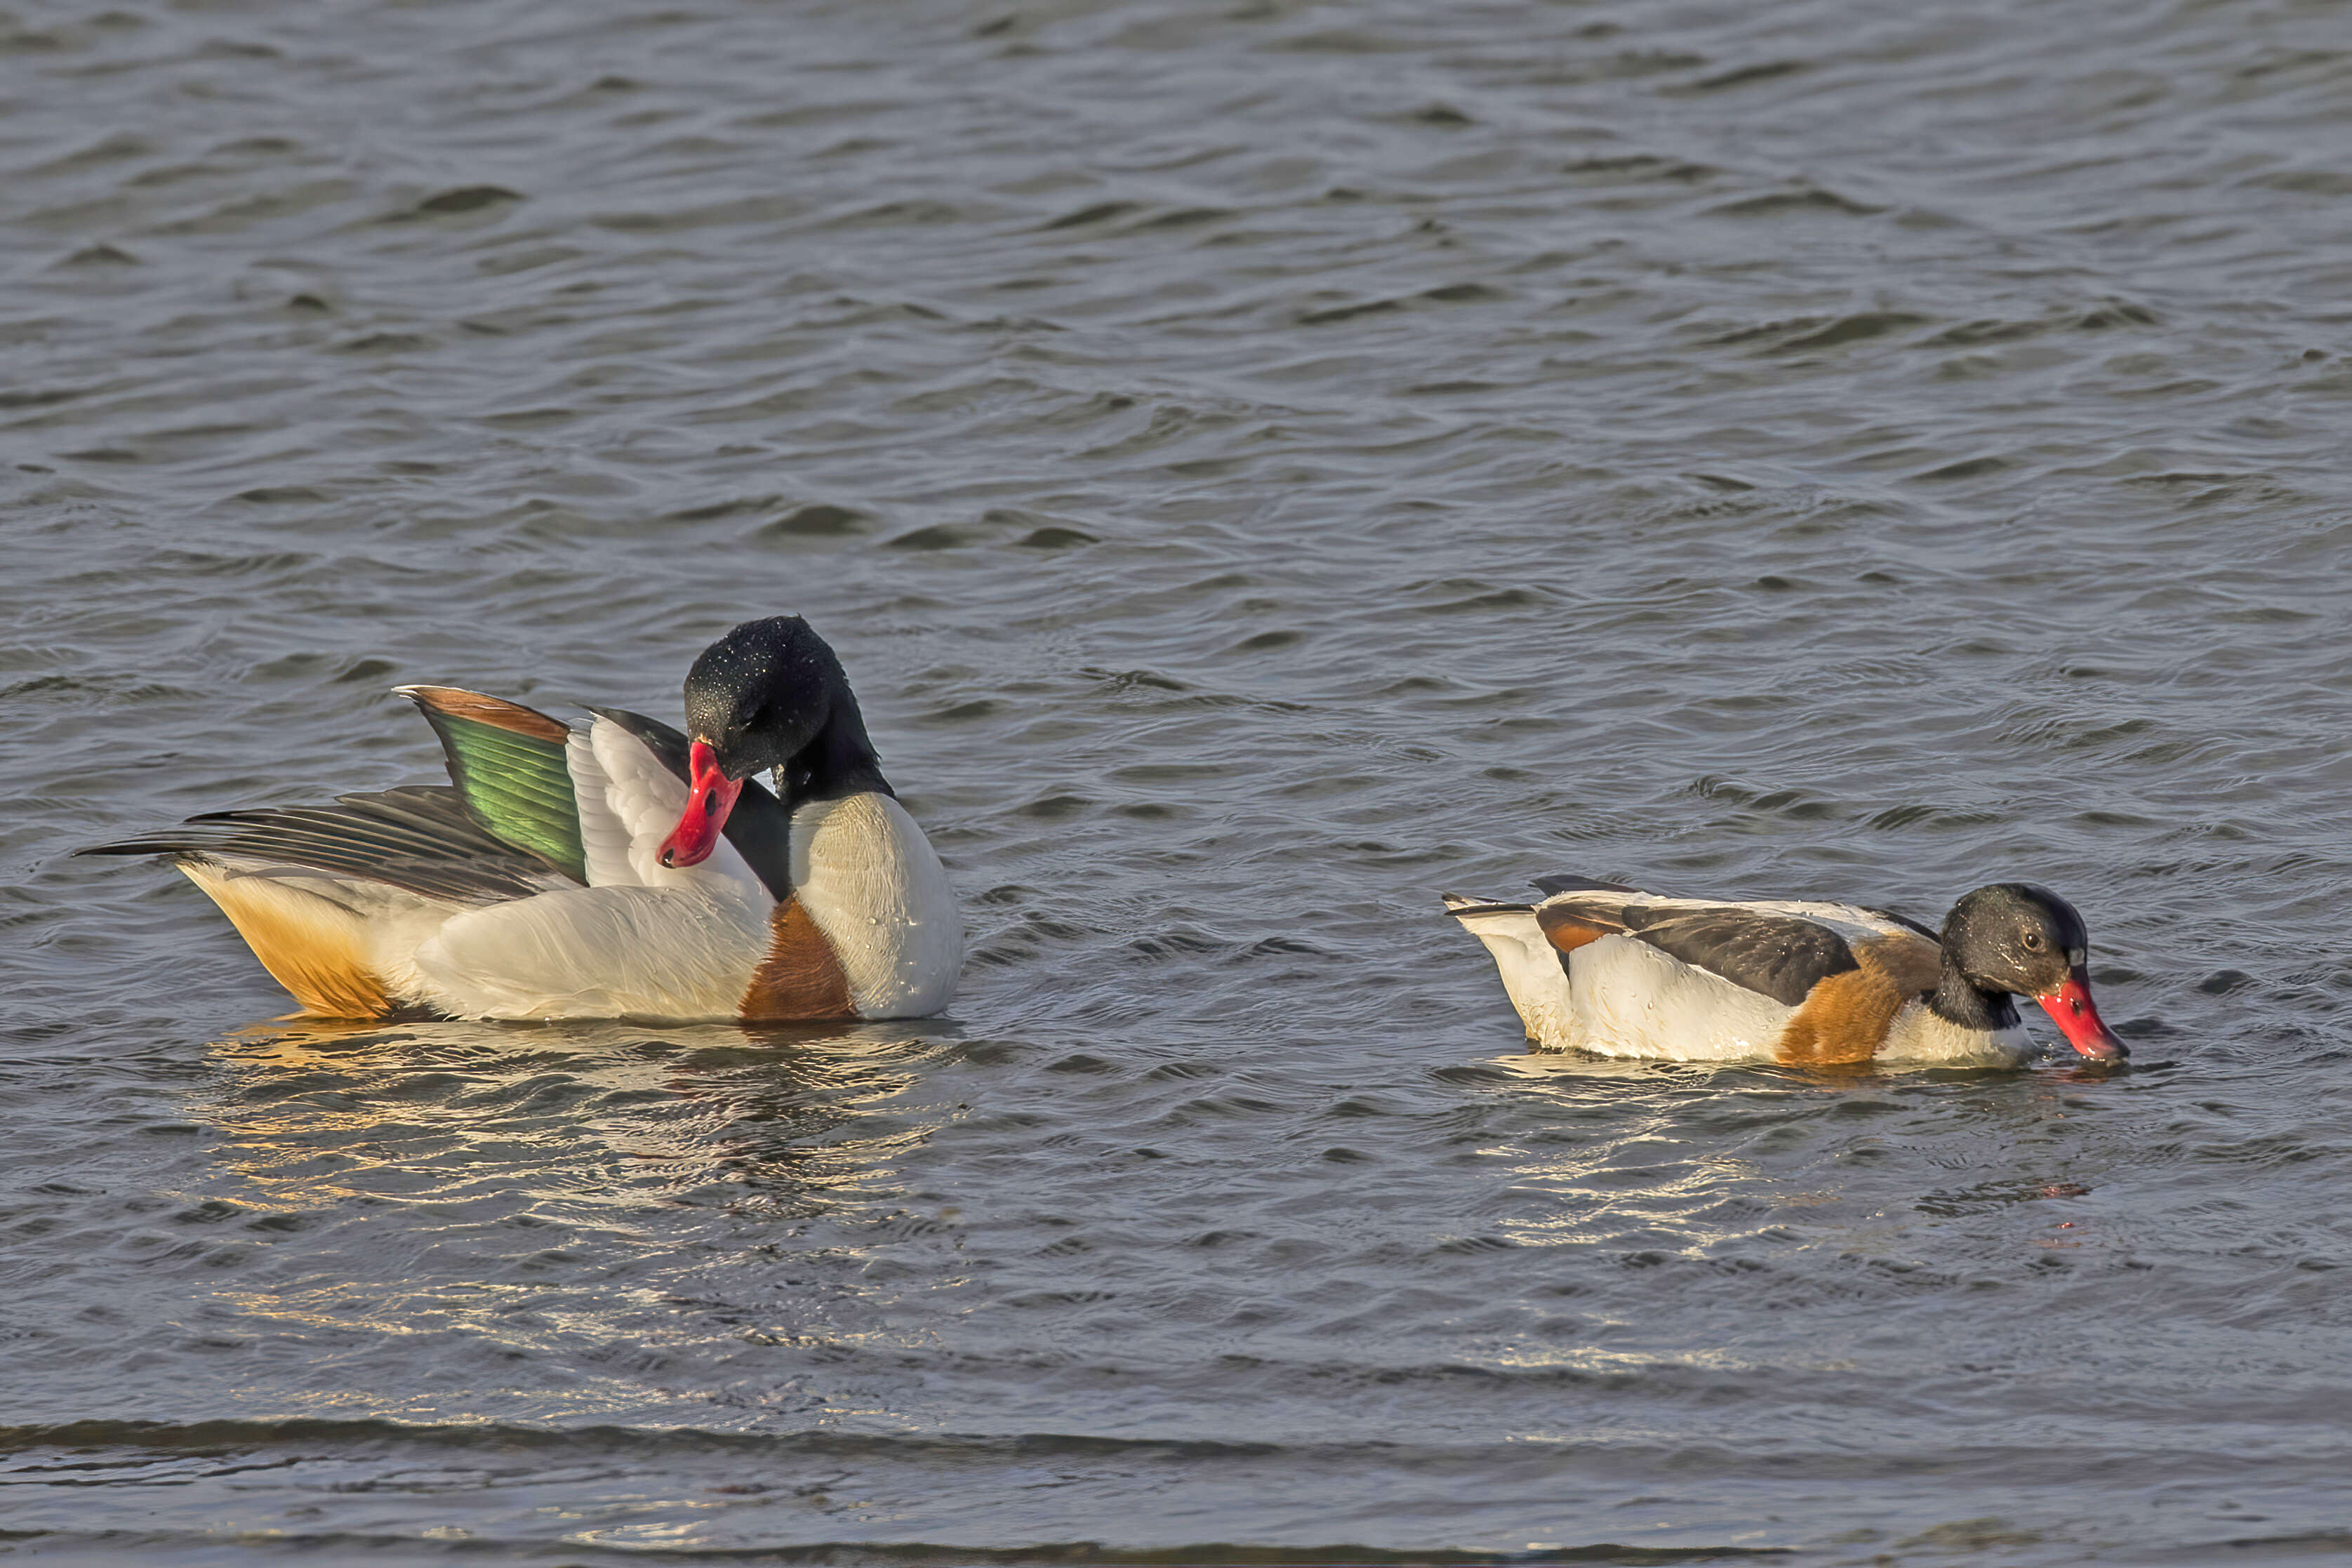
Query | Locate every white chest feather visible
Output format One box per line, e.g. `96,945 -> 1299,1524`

790,792 -> 964,1019
1875,1002 -> 2031,1065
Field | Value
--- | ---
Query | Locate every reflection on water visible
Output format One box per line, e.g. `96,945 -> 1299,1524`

159,1015 -> 978,1433
205,1015 -> 951,1203
1473,1051 -> 2125,1275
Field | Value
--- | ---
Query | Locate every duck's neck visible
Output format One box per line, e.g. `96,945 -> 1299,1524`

1927,964 -> 2020,1032
776,695 -> 892,806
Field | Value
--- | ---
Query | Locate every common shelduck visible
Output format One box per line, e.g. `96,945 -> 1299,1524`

1444,876 -> 2127,1065
81,616 -> 962,1023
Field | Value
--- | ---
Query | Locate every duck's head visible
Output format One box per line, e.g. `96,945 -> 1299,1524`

1941,883 -> 2128,1060
658,616 -> 882,868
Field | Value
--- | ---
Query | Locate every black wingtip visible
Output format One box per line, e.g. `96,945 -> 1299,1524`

1442,896 -> 1535,919
70,788 -> 566,905
1532,873 -> 1646,898
74,838 -> 193,859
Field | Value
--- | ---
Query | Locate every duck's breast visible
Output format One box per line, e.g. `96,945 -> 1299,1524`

788,792 -> 962,1020
1875,1002 -> 2032,1065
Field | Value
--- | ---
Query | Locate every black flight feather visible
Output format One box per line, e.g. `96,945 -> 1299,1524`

1532,873 -> 1646,898
78,785 -> 557,905
1616,905 -> 1861,1008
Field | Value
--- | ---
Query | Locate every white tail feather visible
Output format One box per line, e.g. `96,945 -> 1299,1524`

1445,898 -> 1576,1049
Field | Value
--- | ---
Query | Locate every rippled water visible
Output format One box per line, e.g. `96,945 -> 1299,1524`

7,1 -> 2352,1562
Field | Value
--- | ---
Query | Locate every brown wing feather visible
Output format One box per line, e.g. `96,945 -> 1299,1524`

398,685 -> 570,744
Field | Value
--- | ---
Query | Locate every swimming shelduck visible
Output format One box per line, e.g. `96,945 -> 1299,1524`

1444,876 -> 2127,1065
82,616 -> 962,1023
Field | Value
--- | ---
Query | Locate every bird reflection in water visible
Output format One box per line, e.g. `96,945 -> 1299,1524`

197,1014 -> 964,1211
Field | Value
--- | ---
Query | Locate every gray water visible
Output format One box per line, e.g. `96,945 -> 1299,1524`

6,1 -> 2352,1562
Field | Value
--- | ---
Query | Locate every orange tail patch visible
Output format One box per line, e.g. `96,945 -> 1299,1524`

180,861 -> 392,1018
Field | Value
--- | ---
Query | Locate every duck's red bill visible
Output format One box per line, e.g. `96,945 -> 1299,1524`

658,740 -> 741,868
2035,967 -> 2129,1060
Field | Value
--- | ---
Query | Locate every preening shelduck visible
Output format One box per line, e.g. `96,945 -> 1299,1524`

83,616 -> 962,1023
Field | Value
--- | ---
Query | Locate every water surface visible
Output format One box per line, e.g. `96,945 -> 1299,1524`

6,1 -> 2352,1562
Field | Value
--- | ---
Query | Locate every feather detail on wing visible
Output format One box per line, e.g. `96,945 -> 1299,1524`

566,724 -> 639,889
77,785 -> 565,905
1528,880 -> 1894,1009
398,686 -> 588,883
1620,908 -> 1860,1008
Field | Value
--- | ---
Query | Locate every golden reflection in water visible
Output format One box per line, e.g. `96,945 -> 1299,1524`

192,1012 -> 963,1214
171,1013 -> 973,1418
1475,1047 -> 2116,1277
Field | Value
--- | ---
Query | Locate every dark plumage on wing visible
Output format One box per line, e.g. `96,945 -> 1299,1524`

78,785 -> 562,905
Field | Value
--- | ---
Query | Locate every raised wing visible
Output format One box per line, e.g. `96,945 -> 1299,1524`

399,686 -> 587,884
560,712 -> 756,896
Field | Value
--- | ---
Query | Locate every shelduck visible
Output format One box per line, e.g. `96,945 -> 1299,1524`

1444,876 -> 2127,1065
81,616 -> 962,1023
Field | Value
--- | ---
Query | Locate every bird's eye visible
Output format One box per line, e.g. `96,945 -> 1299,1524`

2021,932 -> 2045,952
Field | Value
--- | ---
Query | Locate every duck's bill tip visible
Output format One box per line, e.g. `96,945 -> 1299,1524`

657,739 -> 742,869
2034,969 -> 2129,1060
